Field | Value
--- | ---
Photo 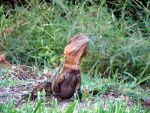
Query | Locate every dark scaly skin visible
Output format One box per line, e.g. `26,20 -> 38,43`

51,34 -> 89,100
52,67 -> 82,100
20,67 -> 82,102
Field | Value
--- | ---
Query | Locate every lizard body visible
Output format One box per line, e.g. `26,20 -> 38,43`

19,34 -> 89,103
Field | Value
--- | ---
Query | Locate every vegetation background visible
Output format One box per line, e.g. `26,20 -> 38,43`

1,0 -> 149,83
0,0 -> 150,112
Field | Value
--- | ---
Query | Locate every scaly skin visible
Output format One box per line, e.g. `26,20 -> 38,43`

52,66 -> 82,100
51,34 -> 89,99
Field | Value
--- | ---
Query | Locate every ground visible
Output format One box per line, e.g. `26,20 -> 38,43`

0,66 -> 149,112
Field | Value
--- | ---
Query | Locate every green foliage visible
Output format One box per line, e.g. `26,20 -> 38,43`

0,96 -> 149,113
0,72 -> 149,112
65,100 -> 78,113
1,2 -> 69,67
82,74 -> 150,101
0,1 -> 149,112
0,1 -> 150,83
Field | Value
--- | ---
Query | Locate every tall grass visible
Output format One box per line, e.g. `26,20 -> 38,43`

0,1 -> 150,83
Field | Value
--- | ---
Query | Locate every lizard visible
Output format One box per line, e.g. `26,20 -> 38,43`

51,33 -> 89,100
18,33 -> 90,103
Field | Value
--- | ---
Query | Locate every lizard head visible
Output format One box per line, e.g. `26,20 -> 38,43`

64,33 -> 90,67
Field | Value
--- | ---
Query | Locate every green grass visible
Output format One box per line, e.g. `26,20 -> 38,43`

0,70 -> 149,112
0,1 -> 149,83
0,0 -> 150,112
0,98 -> 149,113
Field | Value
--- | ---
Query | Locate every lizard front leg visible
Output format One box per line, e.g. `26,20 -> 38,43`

52,73 -> 65,98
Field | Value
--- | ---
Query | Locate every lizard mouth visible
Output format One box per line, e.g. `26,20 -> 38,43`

64,34 -> 90,67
